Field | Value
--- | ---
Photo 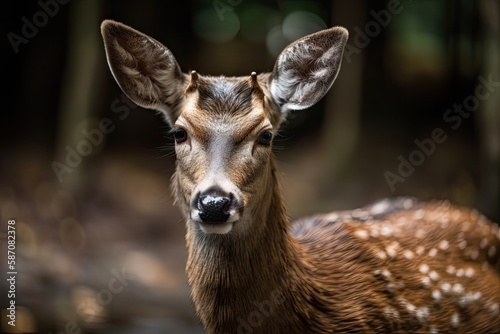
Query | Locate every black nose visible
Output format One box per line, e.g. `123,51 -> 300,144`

197,190 -> 233,223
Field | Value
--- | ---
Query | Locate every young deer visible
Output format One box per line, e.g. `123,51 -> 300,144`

101,20 -> 500,333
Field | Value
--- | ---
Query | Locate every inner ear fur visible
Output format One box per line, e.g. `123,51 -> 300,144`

269,27 -> 349,113
101,20 -> 187,125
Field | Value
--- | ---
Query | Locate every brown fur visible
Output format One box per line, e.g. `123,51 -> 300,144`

101,20 -> 500,333
183,159 -> 500,333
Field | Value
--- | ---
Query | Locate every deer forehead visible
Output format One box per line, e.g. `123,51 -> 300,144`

177,76 -> 273,143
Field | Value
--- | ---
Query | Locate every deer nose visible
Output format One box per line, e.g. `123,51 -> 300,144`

196,190 -> 233,223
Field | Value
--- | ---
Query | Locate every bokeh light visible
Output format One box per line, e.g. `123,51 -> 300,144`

193,6 -> 240,43
240,4 -> 281,43
266,10 -> 326,57
282,11 -> 327,41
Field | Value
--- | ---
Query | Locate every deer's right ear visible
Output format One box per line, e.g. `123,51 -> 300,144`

101,20 -> 186,126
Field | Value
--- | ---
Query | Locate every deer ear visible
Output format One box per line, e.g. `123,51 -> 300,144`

269,27 -> 348,113
101,20 -> 186,126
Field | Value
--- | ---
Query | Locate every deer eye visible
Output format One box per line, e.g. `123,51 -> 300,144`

257,130 -> 273,146
173,128 -> 188,143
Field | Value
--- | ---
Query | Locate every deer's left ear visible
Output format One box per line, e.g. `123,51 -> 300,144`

269,27 -> 348,113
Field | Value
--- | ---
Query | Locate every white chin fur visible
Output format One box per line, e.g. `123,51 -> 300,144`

198,222 -> 233,234
191,210 -> 239,234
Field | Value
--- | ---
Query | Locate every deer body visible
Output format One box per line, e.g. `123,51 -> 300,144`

101,20 -> 500,333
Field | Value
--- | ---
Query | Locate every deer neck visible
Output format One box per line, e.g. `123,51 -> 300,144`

184,158 -> 316,333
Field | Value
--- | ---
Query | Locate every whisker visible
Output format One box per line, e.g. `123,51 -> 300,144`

153,145 -> 176,158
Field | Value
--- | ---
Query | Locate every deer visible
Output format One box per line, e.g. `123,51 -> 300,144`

100,20 -> 500,333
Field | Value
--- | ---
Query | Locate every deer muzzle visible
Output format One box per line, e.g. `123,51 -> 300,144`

190,186 -> 243,234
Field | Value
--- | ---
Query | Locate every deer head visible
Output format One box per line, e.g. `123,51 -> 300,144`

101,20 -> 348,236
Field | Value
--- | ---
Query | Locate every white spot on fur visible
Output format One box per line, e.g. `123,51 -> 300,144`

382,269 -> 391,279
385,247 -> 396,259
452,283 -> 464,294
381,225 -> 393,237
432,289 -> 442,302
403,198 -> 414,209
369,228 -> 380,238
385,283 -> 397,293
383,306 -> 400,321
421,276 -> 431,288
458,297 -> 471,308
416,246 -> 425,255
351,209 -> 363,219
464,267 -> 474,278
415,229 -> 425,239
416,307 -> 429,322
374,269 -> 391,280
370,200 -> 390,215
456,268 -> 465,277
412,209 -> 425,220
446,265 -> 456,275
403,250 -> 415,260
458,240 -> 467,250
430,326 -> 439,334
326,213 -> 339,221
428,248 -> 438,257
429,271 -> 439,281
490,303 -> 499,315
359,211 -> 370,220
385,242 -> 399,259
405,301 -> 417,313
480,238 -> 489,249
419,264 -> 430,274
438,240 -> 449,250
451,313 -> 460,328
354,229 -> 369,240
458,292 -> 480,308
470,249 -> 479,260
439,217 -> 450,229
440,282 -> 451,293
376,250 -> 387,260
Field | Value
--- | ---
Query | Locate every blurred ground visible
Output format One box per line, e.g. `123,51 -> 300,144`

0,151 -> 204,333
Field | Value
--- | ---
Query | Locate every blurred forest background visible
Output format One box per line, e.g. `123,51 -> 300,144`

1,0 -> 499,333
